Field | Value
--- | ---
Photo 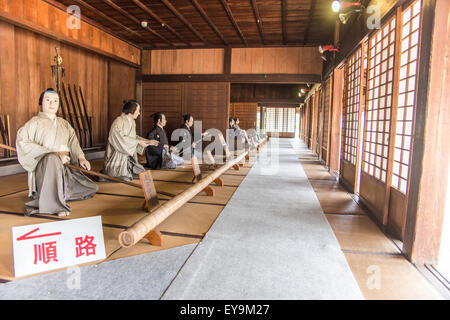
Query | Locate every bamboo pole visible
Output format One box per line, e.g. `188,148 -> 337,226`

118,150 -> 249,247
0,143 -> 15,152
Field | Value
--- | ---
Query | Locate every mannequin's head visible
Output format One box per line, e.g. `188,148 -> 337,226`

183,114 -> 194,127
122,100 -> 141,120
153,112 -> 167,127
39,88 -> 59,115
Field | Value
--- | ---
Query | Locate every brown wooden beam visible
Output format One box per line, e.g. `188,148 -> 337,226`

131,0 -> 190,46
101,0 -> 173,46
250,0 -> 265,45
328,67 -> 343,173
353,42 -> 366,193
142,43 -> 322,50
160,0 -> 208,45
140,73 -> 322,83
232,98 -> 303,104
219,0 -> 248,46
281,0 -> 287,44
224,47 -> 231,75
190,0 -> 228,46
303,0 -> 317,45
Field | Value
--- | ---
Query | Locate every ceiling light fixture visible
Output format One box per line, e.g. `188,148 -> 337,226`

332,0 -> 342,13
332,1 -> 363,13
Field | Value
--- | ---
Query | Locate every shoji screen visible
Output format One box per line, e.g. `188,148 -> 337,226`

342,48 -> 362,166
391,0 -> 422,194
363,16 -> 397,183
264,107 -> 296,137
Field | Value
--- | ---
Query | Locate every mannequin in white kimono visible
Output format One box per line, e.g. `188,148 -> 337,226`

104,100 -> 158,181
16,88 -> 98,216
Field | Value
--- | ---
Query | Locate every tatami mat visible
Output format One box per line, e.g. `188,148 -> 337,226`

0,155 -> 254,283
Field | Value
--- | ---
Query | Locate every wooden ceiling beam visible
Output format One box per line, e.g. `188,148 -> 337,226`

131,0 -> 190,46
250,0 -> 265,45
219,0 -> 248,46
303,0 -> 317,45
281,0 -> 287,44
160,0 -> 208,45
190,0 -> 228,46
60,0 -> 147,47
101,0 -> 174,46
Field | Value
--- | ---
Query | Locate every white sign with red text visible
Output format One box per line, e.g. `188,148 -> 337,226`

12,216 -> 106,278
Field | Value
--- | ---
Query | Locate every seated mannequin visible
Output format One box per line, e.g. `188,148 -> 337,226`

175,114 -> 206,160
16,88 -> 98,217
104,100 -> 158,181
234,117 -> 250,148
145,112 -> 184,169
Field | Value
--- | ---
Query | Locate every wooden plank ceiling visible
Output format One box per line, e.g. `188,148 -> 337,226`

50,0 -> 337,49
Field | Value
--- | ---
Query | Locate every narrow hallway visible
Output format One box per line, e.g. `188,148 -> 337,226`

292,138 -> 444,299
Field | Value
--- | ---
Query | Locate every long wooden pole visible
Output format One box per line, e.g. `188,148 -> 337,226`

119,150 -> 249,247
78,86 -> 93,148
0,143 -> 15,152
67,84 -> 86,148
0,144 -> 178,199
61,83 -> 78,143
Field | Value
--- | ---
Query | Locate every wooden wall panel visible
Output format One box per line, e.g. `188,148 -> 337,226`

230,83 -> 303,104
183,82 -> 229,136
141,82 -> 229,144
145,49 -> 224,75
0,0 -> 140,65
387,187 -> 407,240
108,60 -> 137,134
229,102 -> 258,130
231,47 -> 323,75
341,160 -> 356,192
141,82 -> 184,140
359,172 -> 387,223
0,20 -> 135,148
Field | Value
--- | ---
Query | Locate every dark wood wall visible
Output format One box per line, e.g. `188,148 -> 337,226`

141,82 -> 229,143
108,60 -> 137,132
231,47 -> 322,75
0,19 -> 137,148
143,49 -> 224,75
229,103 -> 258,130
230,84 -> 304,104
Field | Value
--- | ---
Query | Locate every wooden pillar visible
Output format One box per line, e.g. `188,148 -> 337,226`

325,75 -> 333,167
328,67 -> 344,173
224,47 -> 231,75
403,0 -> 450,264
353,42 -> 366,193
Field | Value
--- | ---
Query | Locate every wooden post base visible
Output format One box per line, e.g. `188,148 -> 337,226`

144,229 -> 163,246
202,185 -> 215,196
214,177 -> 224,186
